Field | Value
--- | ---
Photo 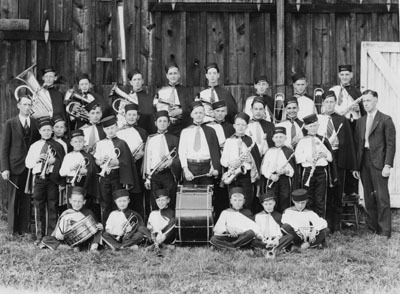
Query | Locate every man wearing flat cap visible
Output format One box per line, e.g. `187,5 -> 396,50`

196,62 -> 238,124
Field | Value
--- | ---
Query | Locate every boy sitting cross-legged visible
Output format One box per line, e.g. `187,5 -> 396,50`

210,186 -> 262,250
40,186 -> 102,252
102,189 -> 151,250
281,189 -> 330,251
251,190 -> 294,257
147,189 -> 176,255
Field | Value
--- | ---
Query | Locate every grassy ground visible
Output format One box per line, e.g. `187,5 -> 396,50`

0,211 -> 400,294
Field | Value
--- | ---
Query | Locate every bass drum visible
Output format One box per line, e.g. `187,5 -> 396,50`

176,185 -> 214,244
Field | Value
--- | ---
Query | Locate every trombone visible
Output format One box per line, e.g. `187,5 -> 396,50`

71,157 -> 90,186
98,148 -> 121,177
145,148 -> 177,183
273,93 -> 285,124
313,88 -> 324,114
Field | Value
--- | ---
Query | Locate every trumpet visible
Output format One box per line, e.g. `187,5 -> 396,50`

14,63 -> 53,118
304,135 -> 325,187
273,93 -> 285,123
146,148 -> 177,182
132,142 -> 145,160
40,147 -> 56,180
221,142 -> 255,185
116,213 -> 138,242
313,88 -> 324,114
98,148 -> 121,177
109,83 -> 138,114
71,157 -> 90,186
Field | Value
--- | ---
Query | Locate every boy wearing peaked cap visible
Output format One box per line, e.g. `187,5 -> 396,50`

40,186 -> 103,252
251,191 -> 294,256
94,116 -> 141,224
244,75 -> 274,122
281,189 -> 329,251
80,101 -> 106,153
41,66 -> 65,119
102,189 -> 150,250
52,115 -> 69,153
210,187 -> 262,250
291,72 -> 317,120
261,126 -> 296,213
294,114 -> 336,218
25,117 -> 66,244
147,189 -> 176,252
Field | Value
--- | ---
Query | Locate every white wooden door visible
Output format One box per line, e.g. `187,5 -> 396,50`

360,41 -> 400,207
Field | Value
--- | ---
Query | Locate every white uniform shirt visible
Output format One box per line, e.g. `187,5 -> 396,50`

317,114 -> 339,150
276,119 -> 304,148
295,95 -> 317,120
147,210 -> 170,233
117,126 -> 143,153
25,139 -> 54,174
179,126 -> 211,168
261,147 -> 294,179
281,208 -> 327,231
207,122 -> 226,148
81,124 -> 100,148
144,133 -> 170,175
198,88 -> 219,122
105,210 -> 128,236
94,138 -> 119,170
255,211 -> 282,238
213,209 -> 260,235
295,136 -> 332,167
59,151 -> 85,177
246,120 -> 269,155
220,137 -> 252,171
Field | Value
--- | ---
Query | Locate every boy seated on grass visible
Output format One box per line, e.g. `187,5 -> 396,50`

102,189 -> 151,250
210,186 -> 262,250
251,190 -> 294,257
147,189 -> 176,254
40,186 -> 102,252
281,189 -> 330,251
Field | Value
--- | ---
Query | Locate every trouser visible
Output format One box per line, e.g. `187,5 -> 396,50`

213,183 -> 230,221
281,224 -> 329,247
102,226 -> 151,250
268,175 -> 292,213
99,169 -> 123,225
251,234 -> 294,252
360,150 -> 391,237
210,230 -> 255,250
150,169 -> 177,210
8,169 -> 32,234
302,166 -> 328,218
326,151 -> 344,231
32,177 -> 58,238
184,160 -> 214,186
41,231 -> 101,250
228,173 -> 253,210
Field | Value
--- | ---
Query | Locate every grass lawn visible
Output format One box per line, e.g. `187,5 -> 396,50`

0,211 -> 400,294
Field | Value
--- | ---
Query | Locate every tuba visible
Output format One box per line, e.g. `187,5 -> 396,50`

273,93 -> 285,123
313,88 -> 324,114
109,83 -> 138,115
64,89 -> 91,122
14,64 -> 53,118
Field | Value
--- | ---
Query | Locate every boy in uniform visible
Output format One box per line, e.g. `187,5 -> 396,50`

294,113 -> 335,218
94,116 -> 141,224
244,75 -> 274,122
252,191 -> 294,257
179,101 -> 221,186
282,189 -> 330,251
144,110 -> 180,210
147,189 -> 176,254
102,189 -> 150,250
197,62 -> 238,123
221,112 -> 261,210
80,101 -> 106,153
291,72 -> 317,120
40,186 -> 102,252
25,117 -> 66,243
210,187 -> 262,251
261,126 -> 295,212
52,115 -> 69,153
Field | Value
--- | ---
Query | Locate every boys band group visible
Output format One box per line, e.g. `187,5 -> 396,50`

1,61 -> 395,257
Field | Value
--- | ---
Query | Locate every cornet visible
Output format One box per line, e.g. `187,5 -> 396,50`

132,142 -> 145,160
109,83 -> 138,115
14,64 -> 53,118
304,135 -> 325,187
273,93 -> 285,124
313,88 -> 324,114
40,147 -> 56,180
66,102 -> 90,122
116,213 -> 138,242
71,157 -> 90,186
145,148 -> 177,183
98,148 -> 121,177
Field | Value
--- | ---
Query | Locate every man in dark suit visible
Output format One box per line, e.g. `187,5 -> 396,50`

1,96 -> 40,235
353,90 -> 396,239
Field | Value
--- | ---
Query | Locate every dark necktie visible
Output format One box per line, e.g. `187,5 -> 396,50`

326,116 -> 334,138
193,125 -> 202,152
24,119 -> 29,136
291,121 -> 296,140
210,87 -> 216,104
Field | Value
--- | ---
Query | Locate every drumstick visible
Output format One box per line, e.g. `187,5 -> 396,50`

193,173 -> 210,179
7,179 -> 19,189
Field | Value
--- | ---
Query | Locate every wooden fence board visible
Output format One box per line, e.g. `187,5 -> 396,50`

206,12 -> 226,84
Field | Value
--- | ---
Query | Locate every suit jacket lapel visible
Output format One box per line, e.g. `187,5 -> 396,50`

13,117 -> 24,139
369,111 -> 381,136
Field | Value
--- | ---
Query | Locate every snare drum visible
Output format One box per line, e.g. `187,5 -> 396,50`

64,215 -> 99,247
176,185 -> 214,244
